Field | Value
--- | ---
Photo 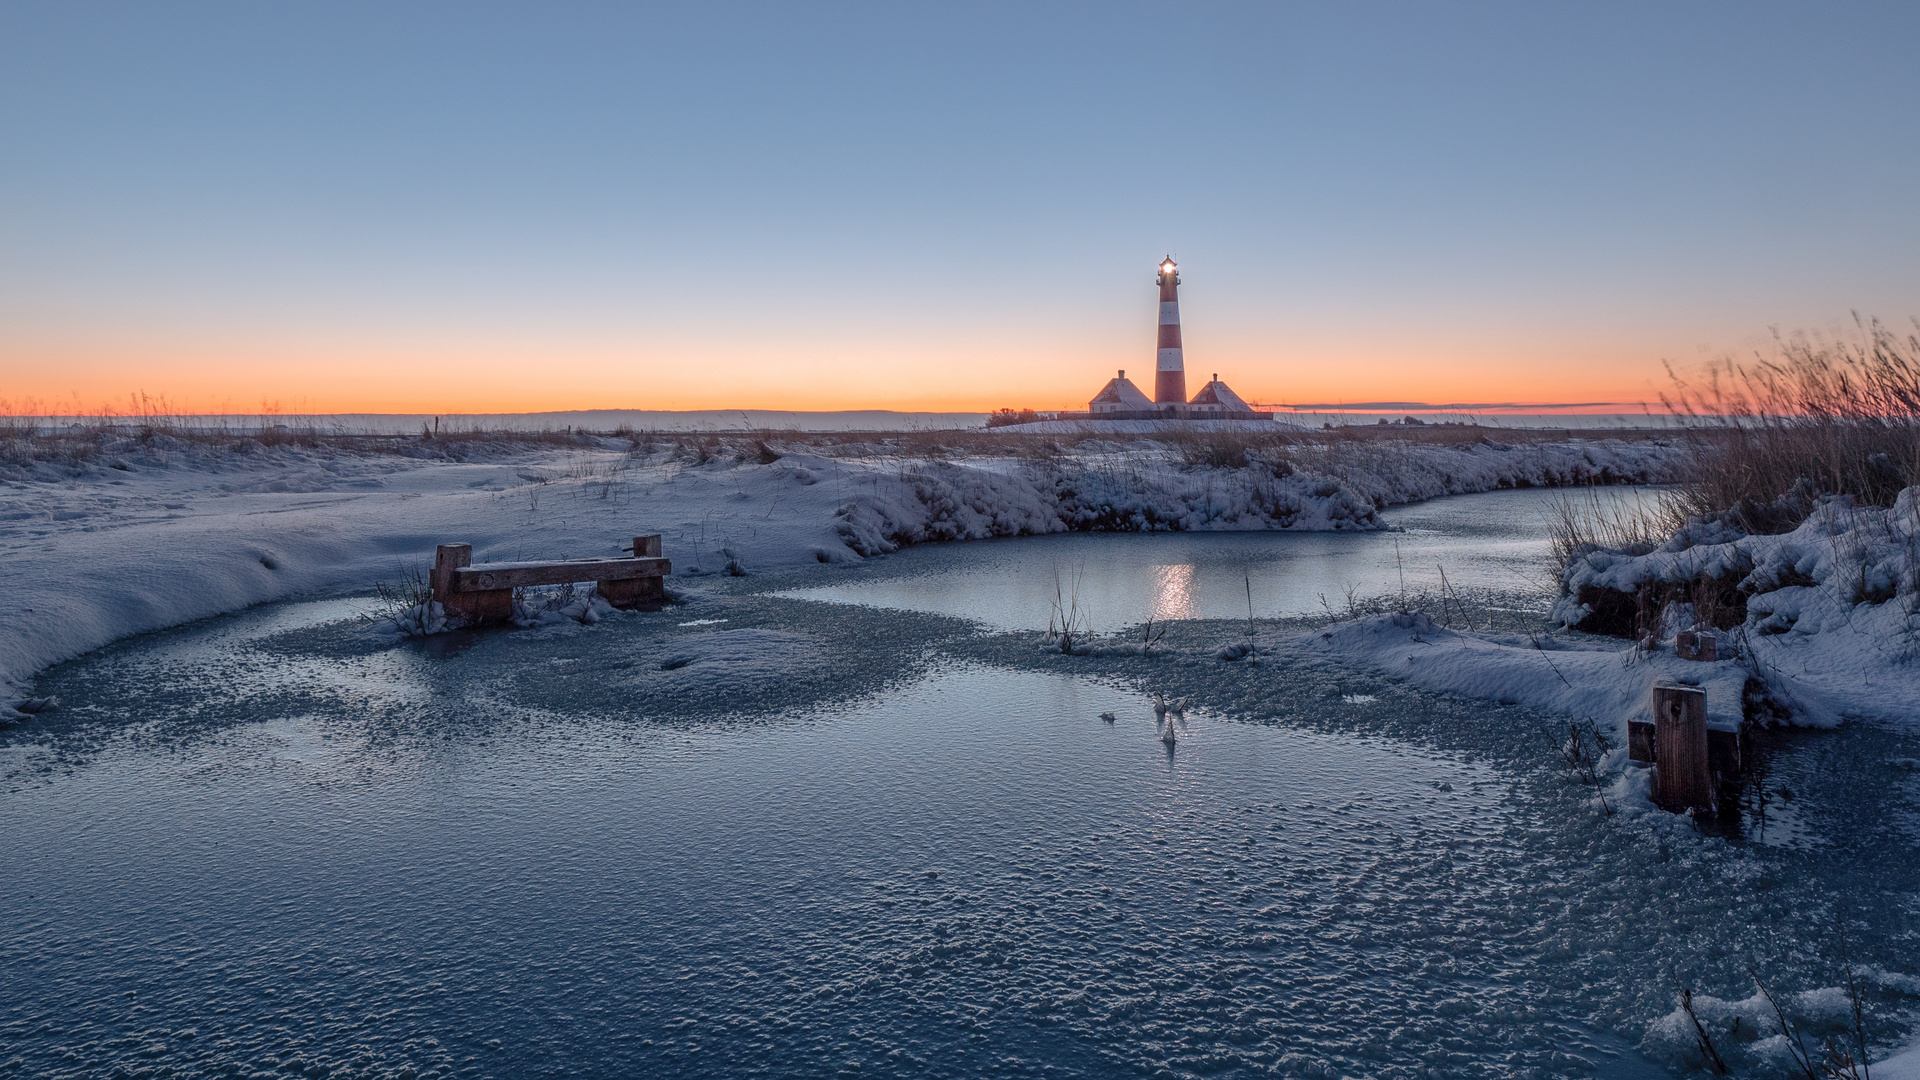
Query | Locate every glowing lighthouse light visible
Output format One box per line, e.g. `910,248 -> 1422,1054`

1154,256 -> 1185,407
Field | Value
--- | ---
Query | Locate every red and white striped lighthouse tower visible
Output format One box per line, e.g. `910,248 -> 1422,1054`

1154,257 -> 1185,407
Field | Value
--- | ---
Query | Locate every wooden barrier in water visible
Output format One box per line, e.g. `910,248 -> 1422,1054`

1650,683 -> 1715,814
1630,720 -> 1739,770
431,534 -> 669,625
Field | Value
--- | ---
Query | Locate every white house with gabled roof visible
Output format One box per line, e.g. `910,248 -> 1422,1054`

1088,370 -> 1156,414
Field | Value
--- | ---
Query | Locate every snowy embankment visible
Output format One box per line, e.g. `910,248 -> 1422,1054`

1554,489 -> 1920,725
1308,612 -> 1753,735
1302,487 -> 1920,758
830,435 -> 1681,553
0,432 -> 1680,696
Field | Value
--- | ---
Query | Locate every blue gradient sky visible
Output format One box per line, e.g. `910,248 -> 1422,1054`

3,2 -> 1917,413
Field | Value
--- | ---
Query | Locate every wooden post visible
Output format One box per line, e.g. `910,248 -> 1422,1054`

433,543 -> 509,625
599,535 -> 667,610
1676,631 -> 1718,662
1628,721 -> 1657,764
432,543 -> 471,607
1707,728 -> 1742,782
1652,684 -> 1715,814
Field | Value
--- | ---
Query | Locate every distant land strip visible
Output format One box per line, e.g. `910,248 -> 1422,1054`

1262,401 -> 1647,412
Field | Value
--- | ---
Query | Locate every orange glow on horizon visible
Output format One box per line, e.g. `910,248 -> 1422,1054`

1,335 -> 1678,418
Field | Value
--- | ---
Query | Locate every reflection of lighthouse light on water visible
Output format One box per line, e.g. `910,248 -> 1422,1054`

1148,563 -> 1197,621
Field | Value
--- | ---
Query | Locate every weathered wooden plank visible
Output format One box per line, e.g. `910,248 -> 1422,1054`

448,587 -> 512,624
1652,684 -> 1715,814
597,575 -> 667,610
454,556 -> 669,591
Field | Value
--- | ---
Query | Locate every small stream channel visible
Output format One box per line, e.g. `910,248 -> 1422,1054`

5,488 -> 1920,1079
774,487 -> 1660,628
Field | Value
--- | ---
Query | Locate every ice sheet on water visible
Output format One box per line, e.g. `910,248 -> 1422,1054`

14,580 -> 1920,1075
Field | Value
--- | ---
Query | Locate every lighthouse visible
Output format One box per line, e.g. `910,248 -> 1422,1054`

1154,257 -> 1185,407
1074,256 -> 1267,422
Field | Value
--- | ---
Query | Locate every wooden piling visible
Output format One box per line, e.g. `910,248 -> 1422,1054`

1652,684 -> 1715,814
594,535 -> 664,609
1707,728 -> 1742,782
433,542 -> 508,625
1628,720 -> 1657,764
432,543 -> 471,606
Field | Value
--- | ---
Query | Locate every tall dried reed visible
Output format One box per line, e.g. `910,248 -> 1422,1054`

1664,316 -> 1920,530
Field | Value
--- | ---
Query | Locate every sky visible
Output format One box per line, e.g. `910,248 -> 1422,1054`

2,2 -> 1917,416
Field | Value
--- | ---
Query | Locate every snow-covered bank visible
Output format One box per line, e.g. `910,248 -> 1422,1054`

1308,612 -> 1754,740
829,435 -> 1683,554
0,431 -> 1682,693
1266,485 -> 1920,814
1556,488 -> 1920,724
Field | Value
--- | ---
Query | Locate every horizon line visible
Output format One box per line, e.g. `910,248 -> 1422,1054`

8,402 -> 1661,420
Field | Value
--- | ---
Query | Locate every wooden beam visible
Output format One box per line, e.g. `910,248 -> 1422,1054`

597,575 -> 667,610
453,556 -> 669,591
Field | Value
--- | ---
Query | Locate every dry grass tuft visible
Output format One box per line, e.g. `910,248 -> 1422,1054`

1547,486 -> 1683,573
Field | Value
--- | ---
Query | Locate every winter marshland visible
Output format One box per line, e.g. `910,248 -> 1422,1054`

6,386 -> 1920,1080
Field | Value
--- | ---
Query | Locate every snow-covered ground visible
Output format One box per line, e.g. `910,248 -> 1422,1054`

1,430 -> 1681,698
1285,483 -> 1920,754
1554,490 -> 1920,725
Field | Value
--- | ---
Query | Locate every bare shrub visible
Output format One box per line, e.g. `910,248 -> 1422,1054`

1045,565 -> 1092,654
367,564 -> 434,622
1556,720 -> 1614,815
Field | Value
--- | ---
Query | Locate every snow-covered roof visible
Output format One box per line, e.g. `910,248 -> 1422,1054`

1189,377 -> 1251,411
1090,372 -> 1155,411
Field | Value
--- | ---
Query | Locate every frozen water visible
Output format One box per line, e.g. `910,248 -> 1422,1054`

5,621 -> 1653,1079
776,486 -> 1663,630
